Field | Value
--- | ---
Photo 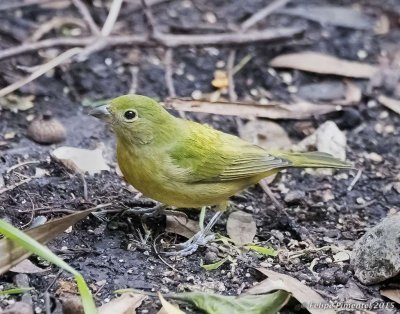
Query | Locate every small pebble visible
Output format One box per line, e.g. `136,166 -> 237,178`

393,182 -> 400,194
191,90 -> 202,100
366,152 -> 383,163
284,190 -> 305,204
334,270 -> 350,285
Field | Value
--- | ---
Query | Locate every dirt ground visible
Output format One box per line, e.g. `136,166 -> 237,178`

1,0 -> 400,313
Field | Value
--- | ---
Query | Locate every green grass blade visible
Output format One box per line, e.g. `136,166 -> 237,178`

0,219 -> 97,314
0,287 -> 33,295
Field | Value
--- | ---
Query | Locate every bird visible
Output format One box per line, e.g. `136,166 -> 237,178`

90,94 -> 350,255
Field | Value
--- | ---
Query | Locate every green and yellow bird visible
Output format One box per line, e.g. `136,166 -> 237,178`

90,94 -> 350,255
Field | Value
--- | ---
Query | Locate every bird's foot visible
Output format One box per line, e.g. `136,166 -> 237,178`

163,231 -> 216,256
163,210 -> 223,256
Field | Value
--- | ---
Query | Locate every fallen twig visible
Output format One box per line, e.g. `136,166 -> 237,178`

240,0 -> 291,31
164,48 -> 176,97
259,179 -> 284,211
347,168 -> 362,192
0,178 -> 33,195
0,27 -> 304,61
0,48 -> 83,98
101,0 -> 124,36
6,160 -> 41,174
72,0 -> 100,35
0,0 -> 63,11
227,50 -> 237,102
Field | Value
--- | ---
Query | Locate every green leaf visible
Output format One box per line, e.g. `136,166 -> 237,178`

200,257 -> 229,271
0,218 -> 97,314
176,290 -> 290,314
0,287 -> 33,295
245,245 -> 278,257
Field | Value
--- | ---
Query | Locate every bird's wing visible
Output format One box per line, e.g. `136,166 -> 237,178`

166,121 -> 290,183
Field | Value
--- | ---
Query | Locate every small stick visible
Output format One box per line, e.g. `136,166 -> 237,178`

0,178 -> 33,195
128,66 -> 139,93
164,48 -> 176,98
0,48 -> 83,98
6,160 -> 40,174
0,0 -> 58,11
72,0 -> 101,35
347,168 -> 362,192
227,50 -> 237,102
78,173 -> 88,201
140,0 -> 157,36
259,179 -> 284,211
0,27 -> 303,61
240,0 -> 291,31
101,0 -> 124,36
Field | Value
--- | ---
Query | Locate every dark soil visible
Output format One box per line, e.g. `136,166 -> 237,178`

1,0 -> 400,313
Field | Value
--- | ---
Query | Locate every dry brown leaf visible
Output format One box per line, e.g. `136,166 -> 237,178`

238,120 -> 291,150
98,293 -> 146,314
10,259 -> 48,274
165,215 -> 199,239
165,98 -> 341,120
226,211 -> 256,246
378,95 -> 400,115
0,207 -> 97,275
246,268 -> 335,314
380,289 -> 400,304
334,81 -> 362,105
158,292 -> 186,314
270,52 -> 378,78
52,147 -> 110,175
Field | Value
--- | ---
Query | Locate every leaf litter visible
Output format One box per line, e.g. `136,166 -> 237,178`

270,51 -> 378,78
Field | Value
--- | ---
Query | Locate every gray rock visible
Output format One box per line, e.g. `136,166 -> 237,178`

352,214 -> 400,284
284,190 -> 305,204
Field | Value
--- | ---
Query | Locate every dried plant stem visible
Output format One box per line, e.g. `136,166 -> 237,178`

0,48 -> 83,98
72,0 -> 101,35
101,0 -> 124,36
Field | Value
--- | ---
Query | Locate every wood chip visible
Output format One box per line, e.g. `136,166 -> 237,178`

270,52 -> 378,78
378,95 -> 400,115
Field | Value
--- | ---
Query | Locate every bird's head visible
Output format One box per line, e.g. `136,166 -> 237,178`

90,94 -> 176,145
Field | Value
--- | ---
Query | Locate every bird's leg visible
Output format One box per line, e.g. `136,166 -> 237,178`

164,208 -> 223,256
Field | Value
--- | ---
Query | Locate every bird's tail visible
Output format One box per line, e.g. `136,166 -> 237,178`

274,151 -> 352,169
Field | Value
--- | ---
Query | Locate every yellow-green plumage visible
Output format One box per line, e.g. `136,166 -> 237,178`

96,94 -> 350,209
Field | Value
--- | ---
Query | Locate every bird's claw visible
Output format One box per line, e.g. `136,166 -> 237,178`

163,231 -> 215,256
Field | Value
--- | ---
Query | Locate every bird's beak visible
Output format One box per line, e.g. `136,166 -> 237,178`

89,104 -> 111,121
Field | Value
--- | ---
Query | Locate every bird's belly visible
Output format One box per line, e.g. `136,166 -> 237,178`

118,154 -> 241,208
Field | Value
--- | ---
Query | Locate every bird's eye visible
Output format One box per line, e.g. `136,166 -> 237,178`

123,110 -> 137,121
